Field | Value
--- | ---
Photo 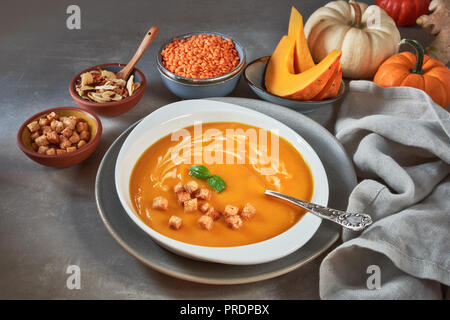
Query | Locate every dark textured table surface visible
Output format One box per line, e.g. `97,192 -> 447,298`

0,0 -> 433,299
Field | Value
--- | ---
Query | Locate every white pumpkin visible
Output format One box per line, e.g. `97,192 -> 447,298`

304,0 -> 401,79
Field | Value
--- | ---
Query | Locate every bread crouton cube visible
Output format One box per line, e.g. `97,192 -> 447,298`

223,205 -> 239,217
79,130 -> 90,141
225,215 -> 243,230
35,135 -> 49,147
37,146 -> 49,154
30,131 -> 40,140
42,126 -> 52,135
184,198 -> 198,212
69,116 -> 81,124
61,127 -> 73,138
66,146 -> 77,153
184,180 -> 199,194
77,140 -> 87,148
205,208 -> 221,221
177,191 -> 191,206
51,120 -> 64,133
56,149 -> 67,155
46,147 -> 56,156
69,131 -> 80,144
59,136 -> 72,149
198,215 -> 214,230
152,196 -> 168,211
199,202 -> 211,213
173,182 -> 185,194
39,117 -> 49,127
241,203 -> 256,220
46,131 -> 60,144
62,117 -> 77,130
76,121 -> 89,133
50,120 -> 58,130
46,112 -> 59,121
193,188 -> 211,201
168,215 -> 182,230
27,121 -> 40,133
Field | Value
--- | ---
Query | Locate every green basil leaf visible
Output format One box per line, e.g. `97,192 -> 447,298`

206,175 -> 226,193
189,165 -> 212,180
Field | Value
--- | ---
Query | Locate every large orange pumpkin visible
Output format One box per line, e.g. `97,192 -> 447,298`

374,39 -> 450,108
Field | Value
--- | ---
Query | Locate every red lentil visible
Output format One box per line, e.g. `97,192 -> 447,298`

161,34 -> 240,79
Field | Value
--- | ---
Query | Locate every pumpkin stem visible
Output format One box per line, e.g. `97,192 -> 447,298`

400,39 -> 425,75
349,1 -> 362,27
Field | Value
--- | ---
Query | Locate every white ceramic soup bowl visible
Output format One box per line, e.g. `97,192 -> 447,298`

115,99 -> 329,265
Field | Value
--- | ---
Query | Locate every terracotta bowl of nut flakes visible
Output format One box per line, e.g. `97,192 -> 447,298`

157,32 -> 246,99
17,107 -> 102,168
69,63 -> 146,117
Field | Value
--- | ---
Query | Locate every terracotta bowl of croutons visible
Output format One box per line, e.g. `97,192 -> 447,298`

17,107 -> 102,168
69,63 -> 146,117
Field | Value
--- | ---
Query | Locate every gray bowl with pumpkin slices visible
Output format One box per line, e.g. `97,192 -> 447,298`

244,56 -> 346,114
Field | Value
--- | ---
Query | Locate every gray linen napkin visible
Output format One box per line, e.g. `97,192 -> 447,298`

319,81 -> 450,299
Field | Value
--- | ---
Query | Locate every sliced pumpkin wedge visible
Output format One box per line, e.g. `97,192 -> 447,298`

288,7 -> 315,74
313,63 -> 342,100
265,35 -> 341,100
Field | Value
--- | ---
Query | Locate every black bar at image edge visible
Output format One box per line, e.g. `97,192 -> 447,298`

0,300 -> 445,317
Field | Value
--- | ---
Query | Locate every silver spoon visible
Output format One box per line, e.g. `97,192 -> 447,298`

265,190 -> 373,231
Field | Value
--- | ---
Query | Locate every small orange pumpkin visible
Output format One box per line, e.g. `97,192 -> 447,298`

374,39 -> 450,108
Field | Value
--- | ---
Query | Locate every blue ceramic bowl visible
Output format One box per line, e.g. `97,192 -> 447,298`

156,32 -> 246,99
244,56 -> 345,114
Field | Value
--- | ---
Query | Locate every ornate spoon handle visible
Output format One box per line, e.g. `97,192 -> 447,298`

265,190 -> 373,231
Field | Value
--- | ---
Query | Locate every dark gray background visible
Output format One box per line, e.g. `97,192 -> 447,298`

0,0 -> 433,299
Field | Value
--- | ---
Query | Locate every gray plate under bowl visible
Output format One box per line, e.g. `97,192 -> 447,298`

95,97 -> 356,284
244,56 -> 345,114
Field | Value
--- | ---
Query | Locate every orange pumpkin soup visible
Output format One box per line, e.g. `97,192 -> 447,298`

129,122 -> 313,247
